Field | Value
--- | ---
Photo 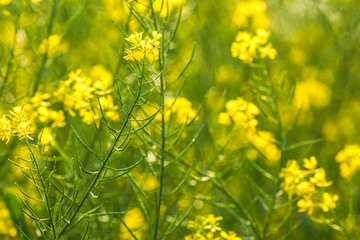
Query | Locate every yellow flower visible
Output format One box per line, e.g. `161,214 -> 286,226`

281,157 -> 337,217
320,193 -> 338,212
255,29 -> 270,44
55,67 -> 119,125
259,44 -> 277,59
38,127 -> 55,146
279,160 -> 308,197
310,168 -> 332,187
335,144 -> 360,178
231,29 -> 276,63
219,98 -> 259,130
188,216 -> 219,237
0,106 -> 34,143
15,121 -> 33,140
0,0 -> 11,5
161,97 -> 197,125
203,214 -> 223,232
247,131 -> 281,162
303,156 -> 317,170
10,106 -> 33,141
9,106 -> 28,123
220,231 -> 242,240
293,79 -> 330,110
296,181 -> 315,196
38,34 -> 68,57
218,112 -> 232,125
38,127 -> 56,153
186,215 -> 241,239
25,92 -> 67,131
233,0 -> 268,29
297,195 -> 314,215
124,31 -> 162,63
90,65 -> 114,91
0,115 -> 12,143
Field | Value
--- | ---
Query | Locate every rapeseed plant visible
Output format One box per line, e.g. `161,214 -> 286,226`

0,0 -> 359,239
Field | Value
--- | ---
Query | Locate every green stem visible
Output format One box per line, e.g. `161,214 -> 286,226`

259,62 -> 286,239
331,209 -> 353,240
26,140 -> 57,238
149,1 -> 166,239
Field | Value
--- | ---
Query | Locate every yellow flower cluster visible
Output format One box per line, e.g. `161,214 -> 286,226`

38,34 -> 68,57
55,67 -> 119,125
247,131 -> 281,162
231,29 -> 277,63
218,97 -> 259,130
0,106 -> 33,143
162,97 -> 197,125
233,0 -> 269,29
0,201 -> 17,238
185,214 -> 242,240
335,144 -> 360,178
24,92 -> 66,151
26,92 -> 66,129
280,157 -> 338,215
124,31 -> 162,63
293,79 -> 331,110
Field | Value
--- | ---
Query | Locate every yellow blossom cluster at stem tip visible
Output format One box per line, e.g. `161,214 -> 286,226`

335,144 -> 360,178
218,97 -> 259,130
231,29 -> 277,63
279,157 -> 338,215
0,106 -> 33,143
54,67 -> 119,125
185,214 -> 242,240
124,31 -> 162,63
159,97 -> 198,125
233,0 -> 269,29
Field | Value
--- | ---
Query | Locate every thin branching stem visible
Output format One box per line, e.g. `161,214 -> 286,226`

56,58 -> 146,239
331,209 -> 354,240
149,1 -> 167,239
26,140 -> 57,238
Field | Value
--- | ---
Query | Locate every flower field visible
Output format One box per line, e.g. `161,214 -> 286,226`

1,0 -> 360,239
